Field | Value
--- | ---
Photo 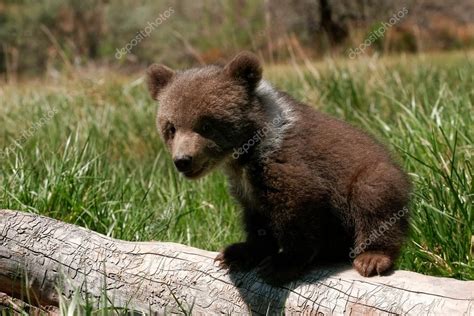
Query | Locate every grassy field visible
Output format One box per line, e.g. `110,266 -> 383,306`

0,50 -> 473,296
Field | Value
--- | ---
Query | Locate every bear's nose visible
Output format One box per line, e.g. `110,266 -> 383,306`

174,155 -> 193,172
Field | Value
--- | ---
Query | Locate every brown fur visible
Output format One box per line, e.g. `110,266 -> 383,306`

146,51 -> 411,284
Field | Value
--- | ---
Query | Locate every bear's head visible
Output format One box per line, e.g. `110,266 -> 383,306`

146,51 -> 264,179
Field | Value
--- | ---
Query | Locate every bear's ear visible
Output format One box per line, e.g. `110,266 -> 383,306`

146,64 -> 175,100
224,51 -> 262,89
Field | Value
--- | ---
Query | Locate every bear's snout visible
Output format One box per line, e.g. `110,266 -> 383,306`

173,155 -> 193,173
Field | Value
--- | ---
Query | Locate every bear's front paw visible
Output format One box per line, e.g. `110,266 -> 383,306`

214,242 -> 263,271
353,251 -> 393,277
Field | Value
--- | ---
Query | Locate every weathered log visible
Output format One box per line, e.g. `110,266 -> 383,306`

0,209 -> 473,315
0,292 -> 59,315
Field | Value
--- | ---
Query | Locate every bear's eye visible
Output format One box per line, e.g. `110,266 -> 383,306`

198,121 -> 215,137
166,123 -> 176,139
201,122 -> 211,133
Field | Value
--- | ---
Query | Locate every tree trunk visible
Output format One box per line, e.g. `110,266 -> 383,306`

319,0 -> 348,45
0,209 -> 473,315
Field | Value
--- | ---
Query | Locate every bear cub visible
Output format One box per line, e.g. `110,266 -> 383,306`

146,51 -> 411,284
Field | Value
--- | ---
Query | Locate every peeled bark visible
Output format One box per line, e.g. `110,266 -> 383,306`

0,209 -> 473,315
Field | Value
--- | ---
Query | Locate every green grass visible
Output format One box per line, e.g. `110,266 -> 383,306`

0,50 -> 472,301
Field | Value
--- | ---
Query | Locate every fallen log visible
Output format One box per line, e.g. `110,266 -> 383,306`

0,209 -> 473,315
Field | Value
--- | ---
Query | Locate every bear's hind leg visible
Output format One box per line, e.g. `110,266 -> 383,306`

349,163 -> 410,277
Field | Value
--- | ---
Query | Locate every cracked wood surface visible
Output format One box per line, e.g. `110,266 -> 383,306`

0,209 -> 473,315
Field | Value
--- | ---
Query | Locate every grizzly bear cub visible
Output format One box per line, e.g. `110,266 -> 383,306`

146,51 -> 411,284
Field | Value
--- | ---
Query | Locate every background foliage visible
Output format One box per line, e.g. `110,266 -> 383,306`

1,0 -> 474,78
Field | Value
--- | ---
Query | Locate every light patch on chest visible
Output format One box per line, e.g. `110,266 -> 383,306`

224,163 -> 255,206
235,167 -> 253,202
